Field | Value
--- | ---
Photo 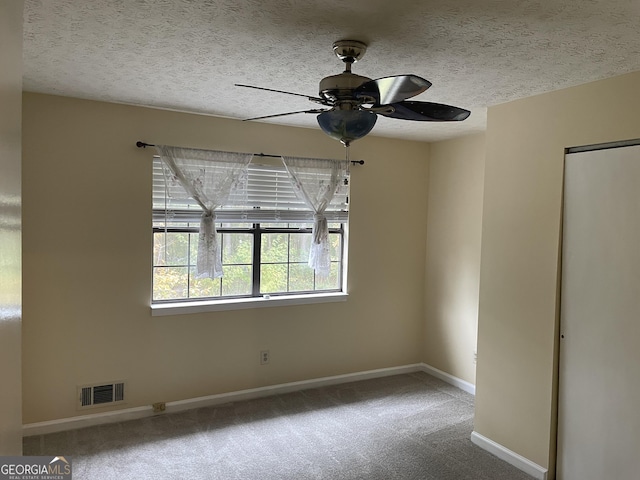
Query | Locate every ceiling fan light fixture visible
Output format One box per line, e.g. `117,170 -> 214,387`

316,110 -> 377,146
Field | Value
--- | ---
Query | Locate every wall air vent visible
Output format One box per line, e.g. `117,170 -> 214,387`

78,381 -> 126,409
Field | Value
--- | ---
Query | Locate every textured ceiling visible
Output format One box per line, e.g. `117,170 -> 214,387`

23,0 -> 640,143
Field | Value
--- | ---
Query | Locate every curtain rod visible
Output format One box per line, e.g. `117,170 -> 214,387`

135,141 -> 365,165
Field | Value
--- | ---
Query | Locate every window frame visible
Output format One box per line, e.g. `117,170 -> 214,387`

151,221 -> 347,312
151,156 -> 350,314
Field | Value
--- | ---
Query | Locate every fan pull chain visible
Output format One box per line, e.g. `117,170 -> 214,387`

345,145 -> 351,176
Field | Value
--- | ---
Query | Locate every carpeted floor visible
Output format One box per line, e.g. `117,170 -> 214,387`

23,372 -> 534,479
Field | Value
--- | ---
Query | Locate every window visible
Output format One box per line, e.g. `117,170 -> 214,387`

152,157 -> 348,305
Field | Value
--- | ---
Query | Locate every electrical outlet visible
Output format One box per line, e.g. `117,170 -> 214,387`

152,402 -> 166,413
260,350 -> 270,365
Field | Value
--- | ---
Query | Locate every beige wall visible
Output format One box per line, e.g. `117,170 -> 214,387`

424,133 -> 485,384
475,70 -> 640,475
0,0 -> 24,455
21,93 -> 430,423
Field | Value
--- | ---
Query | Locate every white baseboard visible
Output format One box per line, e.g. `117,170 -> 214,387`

470,431 -> 548,480
165,364 -> 424,413
419,363 -> 476,395
23,364 -> 423,436
22,406 -> 156,437
23,362 -> 476,437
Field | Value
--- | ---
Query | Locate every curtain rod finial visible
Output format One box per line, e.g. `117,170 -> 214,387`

136,141 -> 155,148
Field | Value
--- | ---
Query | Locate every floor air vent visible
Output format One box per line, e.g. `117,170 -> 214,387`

78,381 -> 126,409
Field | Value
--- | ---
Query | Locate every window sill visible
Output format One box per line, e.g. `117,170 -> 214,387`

151,292 -> 348,316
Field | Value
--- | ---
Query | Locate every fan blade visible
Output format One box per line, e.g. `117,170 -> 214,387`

235,84 -> 326,104
378,101 -> 470,122
355,75 -> 432,104
243,109 -> 329,121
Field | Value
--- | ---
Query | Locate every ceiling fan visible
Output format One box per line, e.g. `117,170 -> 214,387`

236,40 -> 470,147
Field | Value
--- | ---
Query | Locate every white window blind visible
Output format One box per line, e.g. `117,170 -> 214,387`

152,156 -> 349,226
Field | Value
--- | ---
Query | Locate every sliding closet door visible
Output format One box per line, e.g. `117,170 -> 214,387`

557,144 -> 640,479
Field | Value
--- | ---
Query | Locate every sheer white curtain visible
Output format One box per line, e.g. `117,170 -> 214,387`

282,156 -> 349,276
155,145 -> 252,279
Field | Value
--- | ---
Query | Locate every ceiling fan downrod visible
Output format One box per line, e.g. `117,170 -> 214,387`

319,40 -> 372,104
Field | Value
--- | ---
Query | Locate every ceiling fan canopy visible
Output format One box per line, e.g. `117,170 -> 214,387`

237,40 -> 470,147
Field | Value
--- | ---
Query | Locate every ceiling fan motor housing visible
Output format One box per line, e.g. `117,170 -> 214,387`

319,72 -> 371,104
320,40 -> 371,104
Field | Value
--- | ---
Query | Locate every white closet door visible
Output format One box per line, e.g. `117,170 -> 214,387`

558,144 -> 640,480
